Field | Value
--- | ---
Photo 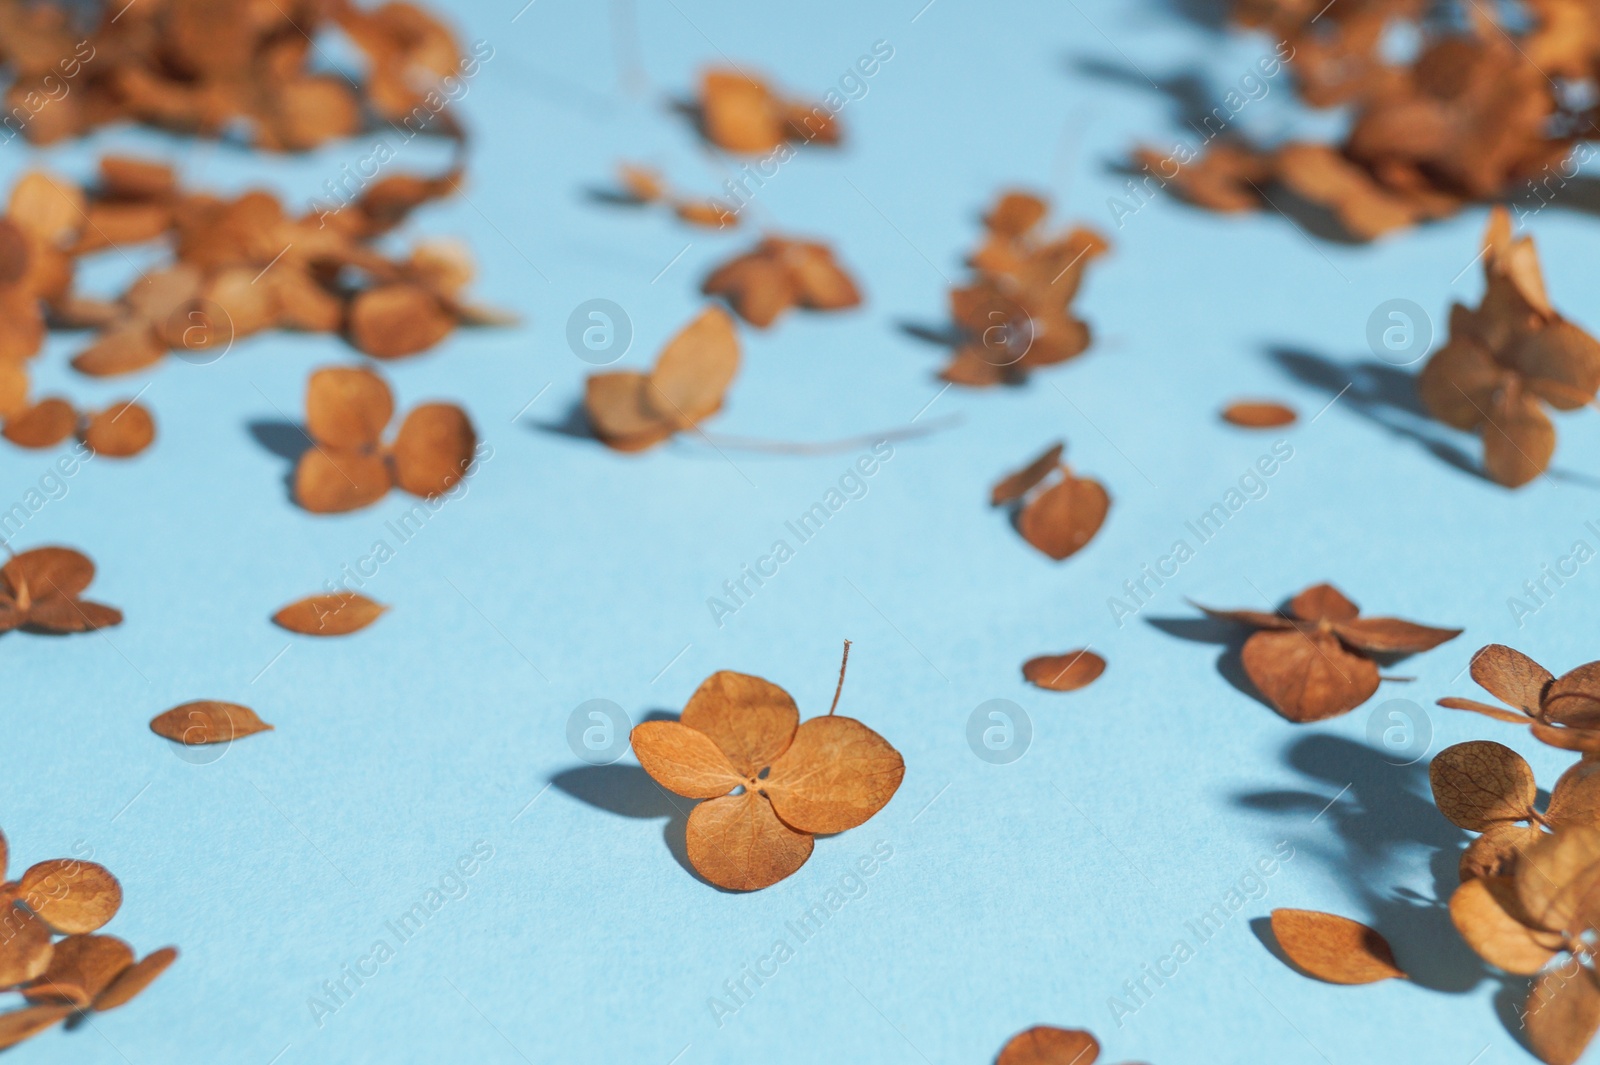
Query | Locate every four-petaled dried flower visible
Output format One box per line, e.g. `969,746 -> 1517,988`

939,190 -> 1108,386
1418,208 -> 1600,487
584,307 -> 740,452
991,441 -> 1111,561
630,659 -> 903,891
0,546 -> 122,634
1191,582 -> 1459,722
1438,644 -> 1600,755
702,237 -> 861,328
294,365 -> 478,514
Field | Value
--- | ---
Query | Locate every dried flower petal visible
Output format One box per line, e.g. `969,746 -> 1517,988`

1022,650 -> 1106,692
149,701 -> 274,746
1526,964 -> 1600,1065
630,721 -> 743,799
679,671 -> 799,777
0,903 -> 52,989
1429,741 -> 1536,831
390,403 -> 476,497
1333,617 -> 1462,654
3,397 -> 76,449
1240,628 -> 1379,723
765,716 -> 905,834
684,790 -> 813,891
1269,908 -> 1406,984
1222,400 -> 1297,428
273,593 -> 387,637
1016,473 -> 1111,561
347,283 -> 455,359
1288,583 -> 1361,622
1517,827 -> 1600,935
294,447 -> 391,514
23,934 -> 133,1005
305,367 -> 393,450
92,947 -> 177,1012
648,307 -> 740,428
995,1026 -> 1100,1065
1546,664 -> 1600,729
1460,822 -> 1545,881
0,1003 -> 73,1051
82,401 -> 155,458
17,860 -> 121,935
991,442 -> 1063,506
1449,877 -> 1561,974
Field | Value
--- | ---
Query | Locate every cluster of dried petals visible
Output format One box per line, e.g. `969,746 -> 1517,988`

1192,582 -> 1459,722
701,237 -> 861,328
941,191 -> 1108,386
273,592 -> 387,637
1417,209 -> 1600,487
1438,644 -> 1600,755
0,547 -> 122,635
48,158 -> 505,376
697,68 -> 841,153
1443,815 -> 1600,1064
1269,908 -> 1406,984
1153,4 -> 1584,239
583,307 -> 740,452
990,441 -> 1110,561
2,391 -> 155,457
149,701 -> 274,746
614,164 -> 739,229
0,0 -> 466,150
630,667 -> 903,891
293,365 -> 477,514
0,828 -> 174,1050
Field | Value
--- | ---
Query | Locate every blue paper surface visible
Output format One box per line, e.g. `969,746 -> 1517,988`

5,1 -> 1599,1062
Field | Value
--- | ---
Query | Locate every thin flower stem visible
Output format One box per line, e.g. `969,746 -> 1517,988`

829,639 -> 852,716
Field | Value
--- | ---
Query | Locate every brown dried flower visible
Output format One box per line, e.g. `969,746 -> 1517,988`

0,546 -> 122,634
702,237 -> 861,328
584,307 -> 740,452
991,441 -> 1111,561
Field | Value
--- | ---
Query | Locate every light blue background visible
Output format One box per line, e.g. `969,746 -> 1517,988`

4,1 -> 1597,1062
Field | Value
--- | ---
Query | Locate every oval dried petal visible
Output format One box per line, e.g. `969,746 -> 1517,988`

1549,761 -> 1600,829
684,791 -> 813,891
995,1026 -> 1100,1065
630,721 -> 742,799
24,595 -> 122,633
765,716 -> 904,834
680,671 -> 800,777
149,701 -> 273,746
82,401 -> 155,458
92,947 -> 177,1012
348,283 -> 454,358
1222,400 -> 1297,428
1288,583 -> 1360,622
293,447 -> 391,513
1482,388 -> 1554,488
1526,965 -> 1600,1065
391,403 -> 476,497
70,324 -> 166,377
9,171 -> 83,245
1016,474 -> 1110,560
1022,650 -> 1106,692
1269,908 -> 1406,984
991,442 -> 1063,506
273,593 -> 387,637
17,861 -> 121,935
1429,740 -> 1537,831
1450,877 -> 1561,975
0,903 -> 52,988
0,1003 -> 73,1051
23,934 -> 133,1005
1546,663 -> 1600,729
3,547 -> 94,600
647,306 -> 739,427
305,366 -> 393,449
584,372 -> 675,452
1472,644 -> 1553,714
1418,335 -> 1499,430
1240,628 -> 1379,723
2,397 -> 76,449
